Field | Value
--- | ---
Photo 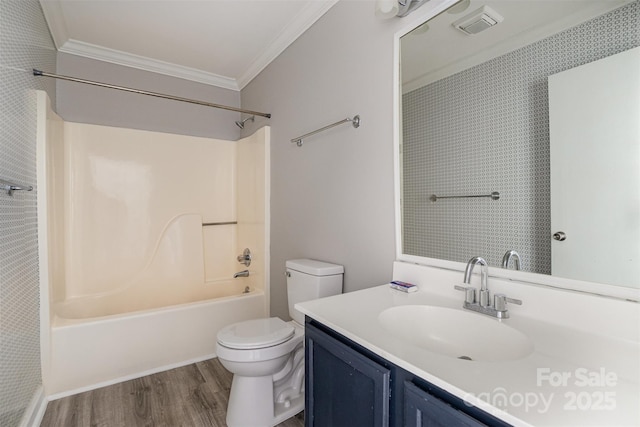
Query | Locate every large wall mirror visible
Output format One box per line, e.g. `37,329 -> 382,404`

398,0 -> 640,291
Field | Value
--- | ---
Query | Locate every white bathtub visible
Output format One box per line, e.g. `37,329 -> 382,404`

54,278 -> 255,320
46,283 -> 267,398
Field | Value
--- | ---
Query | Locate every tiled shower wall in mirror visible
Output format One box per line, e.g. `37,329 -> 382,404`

402,1 -> 640,273
0,0 -> 56,425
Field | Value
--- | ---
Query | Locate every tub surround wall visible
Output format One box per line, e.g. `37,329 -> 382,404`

236,126 -> 271,314
39,96 -> 66,306
60,121 -> 237,299
36,91 -> 65,404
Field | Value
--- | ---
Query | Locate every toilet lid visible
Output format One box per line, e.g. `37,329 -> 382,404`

217,317 -> 295,349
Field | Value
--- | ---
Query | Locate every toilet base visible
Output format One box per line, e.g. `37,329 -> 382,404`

273,394 -> 304,426
225,374 -> 304,427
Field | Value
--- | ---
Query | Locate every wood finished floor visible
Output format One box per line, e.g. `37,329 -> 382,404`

40,358 -> 305,427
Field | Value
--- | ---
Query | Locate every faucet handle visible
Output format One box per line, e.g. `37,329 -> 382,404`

478,289 -> 491,307
493,293 -> 522,311
237,248 -> 252,267
454,285 -> 476,304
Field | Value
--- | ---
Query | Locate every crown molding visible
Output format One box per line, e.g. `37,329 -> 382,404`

236,0 -> 339,89
59,39 -> 240,91
39,0 -> 68,49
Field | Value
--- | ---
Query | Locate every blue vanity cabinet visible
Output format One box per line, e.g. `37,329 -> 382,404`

305,320 -> 391,427
305,318 -> 511,427
404,381 -> 487,427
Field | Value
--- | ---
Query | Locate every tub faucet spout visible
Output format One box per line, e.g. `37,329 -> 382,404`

234,270 -> 249,278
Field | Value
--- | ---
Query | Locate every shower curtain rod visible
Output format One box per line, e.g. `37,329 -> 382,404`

33,69 -> 272,119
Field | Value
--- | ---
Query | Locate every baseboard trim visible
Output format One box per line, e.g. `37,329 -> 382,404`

19,386 -> 48,427
47,352 -> 217,401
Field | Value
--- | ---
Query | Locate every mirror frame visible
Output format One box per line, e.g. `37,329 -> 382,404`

392,5 -> 640,302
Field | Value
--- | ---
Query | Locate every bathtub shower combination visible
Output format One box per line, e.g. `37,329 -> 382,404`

35,92 -> 270,397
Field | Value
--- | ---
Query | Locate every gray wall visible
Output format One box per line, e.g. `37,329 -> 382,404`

0,1 -> 57,425
57,53 -> 242,140
402,2 -> 640,273
241,1 -> 410,319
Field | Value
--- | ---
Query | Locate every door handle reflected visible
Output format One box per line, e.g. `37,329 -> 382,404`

553,231 -> 567,241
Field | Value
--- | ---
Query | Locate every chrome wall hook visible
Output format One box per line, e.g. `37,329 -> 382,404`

1,179 -> 33,196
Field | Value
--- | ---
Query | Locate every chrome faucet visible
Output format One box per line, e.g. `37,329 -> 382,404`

455,256 -> 522,319
502,250 -> 521,270
463,256 -> 490,307
234,270 -> 249,278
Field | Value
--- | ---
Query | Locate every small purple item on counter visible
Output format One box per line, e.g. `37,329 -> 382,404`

390,280 -> 418,293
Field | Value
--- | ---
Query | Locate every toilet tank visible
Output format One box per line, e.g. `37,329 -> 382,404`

286,259 -> 343,324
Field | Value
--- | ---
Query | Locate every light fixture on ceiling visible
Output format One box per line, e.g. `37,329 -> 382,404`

452,5 -> 503,35
397,0 -> 431,17
375,0 -> 431,19
375,0 -> 399,18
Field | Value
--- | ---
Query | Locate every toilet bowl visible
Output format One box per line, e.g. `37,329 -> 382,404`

216,259 -> 343,427
217,317 -> 303,377
217,318 -> 305,427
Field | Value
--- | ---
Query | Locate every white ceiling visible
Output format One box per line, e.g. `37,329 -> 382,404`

40,0 -> 338,91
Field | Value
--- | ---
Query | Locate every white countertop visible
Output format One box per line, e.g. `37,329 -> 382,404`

296,263 -> 640,427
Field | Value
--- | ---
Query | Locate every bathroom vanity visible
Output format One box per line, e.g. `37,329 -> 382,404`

296,261 -> 640,427
305,318 -> 508,426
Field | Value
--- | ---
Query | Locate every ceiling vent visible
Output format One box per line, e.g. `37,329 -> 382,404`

452,5 -> 503,35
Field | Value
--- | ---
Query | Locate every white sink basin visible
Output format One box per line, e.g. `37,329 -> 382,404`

378,305 -> 533,362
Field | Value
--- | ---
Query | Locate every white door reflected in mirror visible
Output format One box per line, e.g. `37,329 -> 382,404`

549,46 -> 640,287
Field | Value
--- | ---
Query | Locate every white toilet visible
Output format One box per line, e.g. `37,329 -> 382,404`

216,259 -> 344,427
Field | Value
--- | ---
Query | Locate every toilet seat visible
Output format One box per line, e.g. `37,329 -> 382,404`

217,317 -> 295,350
216,320 -> 304,364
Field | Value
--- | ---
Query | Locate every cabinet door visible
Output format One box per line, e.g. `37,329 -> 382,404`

404,382 -> 487,427
306,323 -> 391,427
